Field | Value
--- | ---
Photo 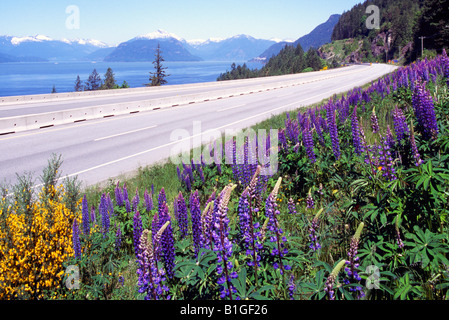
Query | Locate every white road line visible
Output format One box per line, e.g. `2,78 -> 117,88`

94,125 -> 158,142
217,104 -> 246,112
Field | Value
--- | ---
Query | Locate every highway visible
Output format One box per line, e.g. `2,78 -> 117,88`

0,63 -> 397,188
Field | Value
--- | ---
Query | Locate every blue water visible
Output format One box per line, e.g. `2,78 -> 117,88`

0,61 -> 263,97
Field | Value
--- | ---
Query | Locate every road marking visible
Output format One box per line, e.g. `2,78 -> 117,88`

217,104 -> 246,112
94,125 -> 157,142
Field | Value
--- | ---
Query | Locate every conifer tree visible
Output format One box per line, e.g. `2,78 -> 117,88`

149,44 -> 169,86
102,67 -> 117,90
74,75 -> 83,92
85,69 -> 102,91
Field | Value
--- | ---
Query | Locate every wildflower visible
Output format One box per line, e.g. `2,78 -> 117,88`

72,218 -> 81,260
99,193 -> 110,236
306,190 -> 315,209
309,209 -> 322,251
302,118 -> 316,163
412,81 -> 438,140
287,198 -> 296,215
326,102 -> 341,160
115,182 -> 124,207
159,202 -> 176,279
176,192 -> 189,239
371,107 -> 379,134
392,105 -> 409,142
190,190 -> 202,255
144,188 -> 153,212
133,211 -> 143,259
344,222 -> 365,299
351,105 -> 363,155
212,185 -> 238,299
136,229 -> 169,300
81,195 -> 90,236
410,124 -> 423,166
115,223 -> 122,251
325,259 -> 347,300
265,178 -> 290,274
288,274 -> 296,300
132,188 -> 140,212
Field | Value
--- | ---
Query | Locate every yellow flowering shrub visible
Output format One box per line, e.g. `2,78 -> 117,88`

0,185 -> 77,299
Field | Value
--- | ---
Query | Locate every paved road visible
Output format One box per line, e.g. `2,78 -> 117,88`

0,63 -> 397,188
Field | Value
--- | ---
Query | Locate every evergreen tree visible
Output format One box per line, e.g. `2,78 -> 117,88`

102,67 -> 117,90
74,75 -> 83,92
149,44 -> 169,86
305,48 -> 322,71
85,69 -> 102,91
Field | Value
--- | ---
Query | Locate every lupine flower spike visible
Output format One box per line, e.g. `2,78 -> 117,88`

344,222 -> 365,299
324,259 -> 346,300
309,208 -> 323,251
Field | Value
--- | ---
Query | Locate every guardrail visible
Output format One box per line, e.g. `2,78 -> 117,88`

0,64 -> 370,135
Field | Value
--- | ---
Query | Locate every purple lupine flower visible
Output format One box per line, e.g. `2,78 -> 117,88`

392,106 -> 409,142
99,193 -> 110,236
133,211 -> 143,258
344,222 -> 365,299
158,188 -> 166,211
132,188 -> 140,212
351,105 -> 363,155
176,192 -> 189,239
309,211 -> 321,251
306,191 -> 315,209
370,108 -> 379,134
287,198 -> 296,215
90,205 -> 96,227
136,229 -> 169,300
125,198 -> 132,213
326,102 -> 341,160
190,190 -> 202,255
379,134 -> 397,181
212,185 -> 238,299
302,118 -> 316,163
122,183 -> 129,203
72,218 -> 81,259
106,193 -> 114,218
144,189 -> 153,212
412,81 -> 438,140
115,223 -> 122,251
265,178 -> 290,274
410,125 -> 423,166
81,194 -> 90,236
288,274 -> 296,300
115,182 -> 124,207
324,259 -> 346,300
239,171 -> 263,282
160,202 -> 176,279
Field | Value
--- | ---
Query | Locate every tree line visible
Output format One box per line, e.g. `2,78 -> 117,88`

217,44 -> 329,81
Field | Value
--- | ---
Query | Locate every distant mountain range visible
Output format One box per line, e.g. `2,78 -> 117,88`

0,15 -> 339,63
0,35 -> 109,62
252,14 -> 341,62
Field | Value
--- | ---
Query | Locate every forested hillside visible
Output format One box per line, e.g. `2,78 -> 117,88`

217,45 -> 325,81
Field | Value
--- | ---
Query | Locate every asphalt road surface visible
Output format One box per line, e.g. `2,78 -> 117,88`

0,63 -> 397,189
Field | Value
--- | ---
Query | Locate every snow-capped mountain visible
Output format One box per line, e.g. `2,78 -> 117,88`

185,34 -> 277,61
104,30 -> 202,62
0,34 -> 111,62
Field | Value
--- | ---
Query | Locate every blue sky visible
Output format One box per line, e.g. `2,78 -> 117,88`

0,0 -> 362,45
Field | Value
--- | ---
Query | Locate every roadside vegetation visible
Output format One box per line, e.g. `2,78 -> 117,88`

2,51 -> 449,300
